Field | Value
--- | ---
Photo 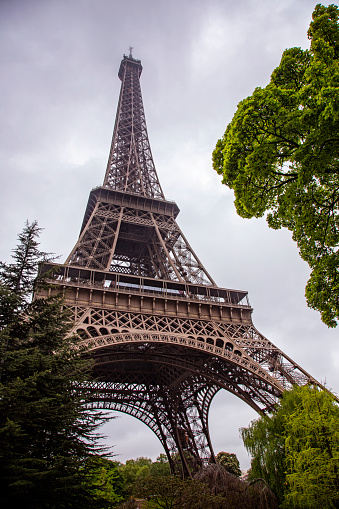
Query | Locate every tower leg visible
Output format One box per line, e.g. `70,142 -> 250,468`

86,376 -> 217,478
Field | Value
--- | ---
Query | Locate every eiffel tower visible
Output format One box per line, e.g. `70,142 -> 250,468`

40,52 -> 320,477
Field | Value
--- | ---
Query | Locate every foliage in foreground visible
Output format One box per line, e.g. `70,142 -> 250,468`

133,474 -> 224,509
126,464 -> 277,509
116,453 -> 277,509
117,455 -> 171,496
213,4 -> 339,327
82,456 -> 125,507
0,222 -> 124,508
195,463 -> 278,509
241,384 -> 339,508
215,451 -> 241,476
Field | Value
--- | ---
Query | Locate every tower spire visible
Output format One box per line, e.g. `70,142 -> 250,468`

103,54 -> 165,200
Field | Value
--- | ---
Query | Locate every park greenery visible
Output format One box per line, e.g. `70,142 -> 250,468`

213,4 -> 339,328
117,459 -> 278,509
1,224 -> 337,507
242,384 -> 339,508
1,219 -> 338,506
117,455 -> 171,495
215,451 -> 241,476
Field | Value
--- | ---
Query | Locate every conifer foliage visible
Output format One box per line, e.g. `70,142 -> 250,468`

0,222 -> 120,508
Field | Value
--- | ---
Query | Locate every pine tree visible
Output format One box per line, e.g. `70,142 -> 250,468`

0,221 -> 52,299
0,222 -> 121,508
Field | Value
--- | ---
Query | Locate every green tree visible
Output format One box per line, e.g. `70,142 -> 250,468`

0,221 -> 53,301
213,4 -> 339,327
149,454 -> 171,478
241,408 -> 287,503
133,475 -> 224,509
0,222 -> 119,508
119,457 -> 153,495
82,456 -> 125,507
283,386 -> 339,508
241,385 -> 339,507
215,451 -> 241,476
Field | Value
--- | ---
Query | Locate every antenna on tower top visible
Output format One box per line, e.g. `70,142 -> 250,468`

129,46 -> 133,58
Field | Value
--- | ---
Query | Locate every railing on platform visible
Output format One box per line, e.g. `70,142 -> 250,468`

40,262 -> 251,308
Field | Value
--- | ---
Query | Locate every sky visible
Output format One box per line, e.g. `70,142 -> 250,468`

1,0 -> 338,471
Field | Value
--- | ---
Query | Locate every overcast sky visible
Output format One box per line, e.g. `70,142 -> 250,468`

1,0 -> 338,470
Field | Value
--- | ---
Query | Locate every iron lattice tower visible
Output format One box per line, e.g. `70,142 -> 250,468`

40,54 -> 321,477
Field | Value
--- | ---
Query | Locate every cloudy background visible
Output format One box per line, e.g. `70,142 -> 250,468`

1,0 -> 338,470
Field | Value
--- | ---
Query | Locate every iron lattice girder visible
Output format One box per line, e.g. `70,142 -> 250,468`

66,187 -> 215,285
104,56 -> 164,199
42,259 -> 316,404
83,342 -> 283,412
86,372 -> 218,460
85,360 -> 221,473
40,258 -> 317,407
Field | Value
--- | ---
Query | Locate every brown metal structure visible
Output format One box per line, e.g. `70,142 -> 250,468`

40,53 -> 320,477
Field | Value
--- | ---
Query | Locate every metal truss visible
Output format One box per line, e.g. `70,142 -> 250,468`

68,304 -> 316,408
86,367 -> 219,476
103,55 -> 164,199
38,54 -> 325,477
66,190 -> 215,286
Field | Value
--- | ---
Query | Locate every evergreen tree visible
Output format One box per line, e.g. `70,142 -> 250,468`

0,221 -> 52,301
0,222 -> 121,508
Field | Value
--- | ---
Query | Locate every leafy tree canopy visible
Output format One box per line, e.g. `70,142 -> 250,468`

82,456 -> 125,507
213,4 -> 339,327
133,475 -> 224,509
215,451 -> 241,476
283,386 -> 339,508
118,455 -> 170,496
241,384 -> 339,507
